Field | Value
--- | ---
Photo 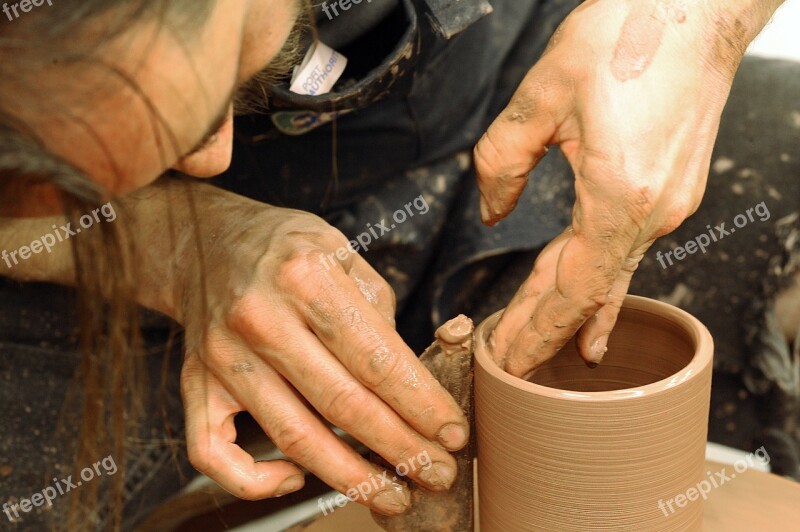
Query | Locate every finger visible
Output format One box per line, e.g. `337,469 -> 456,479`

275,252 -> 469,451
195,336 -> 413,515
318,265 -> 469,450
261,323 -> 459,492
317,231 -> 397,327
181,353 -> 304,500
489,229 -> 570,366
575,244 -> 650,363
474,71 -> 559,226
347,256 -> 397,328
500,231 -> 627,378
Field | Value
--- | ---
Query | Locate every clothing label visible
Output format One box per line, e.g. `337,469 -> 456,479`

289,42 -> 347,96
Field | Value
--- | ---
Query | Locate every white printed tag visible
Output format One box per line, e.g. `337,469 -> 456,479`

289,42 -> 347,97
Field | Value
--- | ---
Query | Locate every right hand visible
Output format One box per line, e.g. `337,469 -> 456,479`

176,188 -> 468,515
472,0 -> 767,377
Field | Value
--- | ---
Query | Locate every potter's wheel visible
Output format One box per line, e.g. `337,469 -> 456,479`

301,299 -> 798,531
299,459 -> 800,531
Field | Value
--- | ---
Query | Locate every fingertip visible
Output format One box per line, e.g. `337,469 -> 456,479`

418,461 -> 458,492
577,309 -> 614,365
502,338 -> 561,379
588,334 -> 609,364
577,327 -> 609,365
479,195 -> 492,225
437,422 -> 469,451
203,447 -> 307,501
479,188 -> 516,227
370,485 -> 411,516
504,353 -> 534,379
274,473 -> 306,497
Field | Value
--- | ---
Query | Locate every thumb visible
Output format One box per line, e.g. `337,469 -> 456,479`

474,84 -> 558,226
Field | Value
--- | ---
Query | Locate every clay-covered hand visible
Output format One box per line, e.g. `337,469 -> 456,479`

177,186 -> 468,514
473,0 -> 777,377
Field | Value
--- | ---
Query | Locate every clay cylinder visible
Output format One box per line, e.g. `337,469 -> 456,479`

474,295 -> 713,531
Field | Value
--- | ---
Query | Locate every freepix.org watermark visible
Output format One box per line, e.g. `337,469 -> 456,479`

320,194 -> 430,270
3,455 -> 117,522
658,446 -> 770,517
320,0 -> 373,20
2,0 -> 52,22
317,450 -> 432,516
2,202 -> 116,269
656,201 -> 770,269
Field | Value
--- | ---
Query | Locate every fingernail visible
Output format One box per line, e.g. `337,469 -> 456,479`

274,474 -> 305,497
418,462 -> 456,490
479,195 -> 492,224
438,423 -> 468,449
372,486 -> 411,515
589,335 -> 609,364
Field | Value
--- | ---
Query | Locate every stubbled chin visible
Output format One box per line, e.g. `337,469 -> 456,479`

172,104 -> 235,178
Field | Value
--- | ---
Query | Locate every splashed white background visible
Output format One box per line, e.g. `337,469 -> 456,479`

747,0 -> 800,62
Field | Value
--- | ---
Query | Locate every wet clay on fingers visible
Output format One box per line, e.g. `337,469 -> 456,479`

474,295 -> 713,531
373,315 -> 476,532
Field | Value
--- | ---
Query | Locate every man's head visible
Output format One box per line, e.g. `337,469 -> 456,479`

0,0 -> 304,214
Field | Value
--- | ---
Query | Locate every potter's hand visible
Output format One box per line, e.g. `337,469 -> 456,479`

178,185 -> 468,514
474,0 -> 782,377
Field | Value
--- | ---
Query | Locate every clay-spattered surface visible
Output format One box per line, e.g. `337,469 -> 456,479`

474,295 -> 714,531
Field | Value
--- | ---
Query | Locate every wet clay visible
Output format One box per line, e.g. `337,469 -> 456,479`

372,315 -> 475,532
611,1 -> 686,81
474,296 -> 713,531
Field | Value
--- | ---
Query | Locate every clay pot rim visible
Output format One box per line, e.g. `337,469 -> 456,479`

474,294 -> 713,402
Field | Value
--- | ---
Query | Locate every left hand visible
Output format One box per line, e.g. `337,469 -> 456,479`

473,0 -> 763,377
